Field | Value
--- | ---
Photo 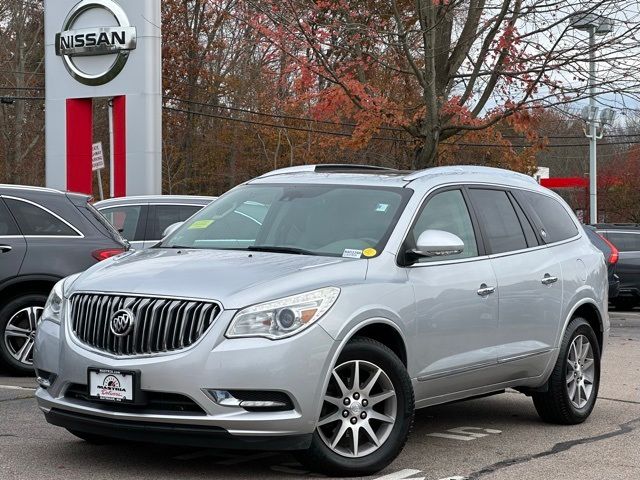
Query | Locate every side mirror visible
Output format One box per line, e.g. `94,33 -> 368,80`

162,222 -> 183,238
413,229 -> 464,258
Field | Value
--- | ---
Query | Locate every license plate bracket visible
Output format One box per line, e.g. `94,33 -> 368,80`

87,368 -> 139,403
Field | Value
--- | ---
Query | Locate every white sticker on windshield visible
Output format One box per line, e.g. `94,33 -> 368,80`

376,203 -> 389,212
342,249 -> 363,259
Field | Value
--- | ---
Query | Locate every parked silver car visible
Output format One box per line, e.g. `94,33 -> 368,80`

94,195 -> 215,249
34,165 -> 608,476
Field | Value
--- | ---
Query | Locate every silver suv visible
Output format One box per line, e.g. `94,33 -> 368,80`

34,165 -> 608,477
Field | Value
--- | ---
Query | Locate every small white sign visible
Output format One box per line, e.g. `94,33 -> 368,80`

342,249 -> 363,259
92,142 -> 105,171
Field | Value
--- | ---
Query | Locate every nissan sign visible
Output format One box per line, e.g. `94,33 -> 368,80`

55,0 -> 137,86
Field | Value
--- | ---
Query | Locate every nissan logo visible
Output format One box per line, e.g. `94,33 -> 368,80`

110,308 -> 135,337
55,0 -> 137,86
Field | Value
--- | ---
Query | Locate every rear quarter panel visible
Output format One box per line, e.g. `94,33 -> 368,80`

552,236 -> 608,349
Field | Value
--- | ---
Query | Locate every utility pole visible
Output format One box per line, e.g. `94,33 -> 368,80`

570,12 -> 614,224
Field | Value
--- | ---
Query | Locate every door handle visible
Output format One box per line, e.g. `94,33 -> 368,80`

0,245 -> 12,253
541,274 -> 558,285
477,284 -> 496,296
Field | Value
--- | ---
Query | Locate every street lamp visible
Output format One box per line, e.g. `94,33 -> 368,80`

570,11 -> 614,224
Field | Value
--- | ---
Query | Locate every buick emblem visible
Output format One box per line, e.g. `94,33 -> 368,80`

55,0 -> 137,86
110,308 -> 135,337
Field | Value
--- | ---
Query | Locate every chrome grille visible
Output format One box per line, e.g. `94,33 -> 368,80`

69,293 -> 220,355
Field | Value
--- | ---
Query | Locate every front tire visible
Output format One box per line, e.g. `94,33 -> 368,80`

532,318 -> 601,425
296,337 -> 414,477
0,294 -> 47,375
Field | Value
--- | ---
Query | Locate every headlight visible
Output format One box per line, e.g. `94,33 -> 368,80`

42,273 -> 81,324
226,287 -> 340,340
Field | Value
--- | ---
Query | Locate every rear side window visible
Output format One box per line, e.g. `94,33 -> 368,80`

519,191 -> 578,243
605,232 -> 640,252
148,204 -> 203,240
100,205 -> 144,241
4,198 -> 78,236
0,199 -> 20,236
469,189 -> 527,254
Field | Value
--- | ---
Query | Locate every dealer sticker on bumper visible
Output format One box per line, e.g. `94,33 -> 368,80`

88,369 -> 134,402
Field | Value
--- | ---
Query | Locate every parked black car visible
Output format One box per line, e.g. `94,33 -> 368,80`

594,224 -> 640,310
0,185 -> 128,374
583,225 -> 620,300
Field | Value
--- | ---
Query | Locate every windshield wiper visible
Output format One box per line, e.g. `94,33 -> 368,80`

247,245 -> 316,256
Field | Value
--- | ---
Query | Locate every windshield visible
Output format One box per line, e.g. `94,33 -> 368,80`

159,184 -> 410,257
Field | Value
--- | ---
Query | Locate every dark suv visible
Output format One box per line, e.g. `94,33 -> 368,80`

0,185 -> 128,373
594,224 -> 640,310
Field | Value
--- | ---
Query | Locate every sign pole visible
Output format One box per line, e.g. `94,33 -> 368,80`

96,169 -> 105,201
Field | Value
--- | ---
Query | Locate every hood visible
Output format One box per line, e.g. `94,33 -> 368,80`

71,248 -> 367,309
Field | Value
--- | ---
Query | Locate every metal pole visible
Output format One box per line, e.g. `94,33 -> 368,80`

588,27 -> 598,224
108,99 -> 115,198
96,169 -> 105,201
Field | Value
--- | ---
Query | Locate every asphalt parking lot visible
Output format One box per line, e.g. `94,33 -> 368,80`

1,311 -> 638,480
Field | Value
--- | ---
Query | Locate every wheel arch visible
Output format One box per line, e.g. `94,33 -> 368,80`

314,318 -> 409,422
0,275 -> 60,307
561,299 -> 606,354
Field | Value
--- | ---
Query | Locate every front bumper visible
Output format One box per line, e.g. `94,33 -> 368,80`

34,308 -> 337,446
44,408 -> 312,450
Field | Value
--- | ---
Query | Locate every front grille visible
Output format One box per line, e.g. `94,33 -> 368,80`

65,384 -> 206,415
69,293 -> 220,355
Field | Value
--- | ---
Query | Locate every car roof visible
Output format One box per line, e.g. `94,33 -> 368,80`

94,195 -> 217,208
248,164 -> 541,191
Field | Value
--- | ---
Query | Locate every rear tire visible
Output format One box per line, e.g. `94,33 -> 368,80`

532,318 -> 601,425
0,294 -> 47,375
296,337 -> 414,477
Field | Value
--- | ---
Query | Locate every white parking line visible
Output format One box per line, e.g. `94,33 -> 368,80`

427,426 -> 502,442
373,469 -> 425,480
0,385 -> 36,391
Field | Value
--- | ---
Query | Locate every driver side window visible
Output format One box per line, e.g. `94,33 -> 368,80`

410,189 -> 478,263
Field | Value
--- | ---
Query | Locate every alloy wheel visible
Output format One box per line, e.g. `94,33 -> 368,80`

317,359 -> 397,458
566,334 -> 595,409
3,306 -> 43,366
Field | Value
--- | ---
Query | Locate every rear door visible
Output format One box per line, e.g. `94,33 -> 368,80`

144,204 -> 204,247
468,187 -> 563,379
0,197 -> 27,279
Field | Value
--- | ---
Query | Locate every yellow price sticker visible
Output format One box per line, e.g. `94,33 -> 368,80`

362,248 -> 377,258
188,220 -> 214,230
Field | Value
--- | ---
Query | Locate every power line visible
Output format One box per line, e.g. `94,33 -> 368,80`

6,85 -> 640,141
2,92 -> 640,149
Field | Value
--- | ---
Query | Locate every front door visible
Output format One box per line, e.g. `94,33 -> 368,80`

406,189 -> 499,399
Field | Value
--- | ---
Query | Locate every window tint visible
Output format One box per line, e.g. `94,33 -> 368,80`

411,189 -> 478,262
519,191 -> 578,243
605,232 -> 640,252
100,205 -> 143,241
469,189 -> 527,254
0,200 -> 20,236
148,204 -> 203,240
5,198 -> 78,236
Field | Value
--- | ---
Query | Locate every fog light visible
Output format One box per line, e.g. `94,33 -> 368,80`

35,370 -> 57,389
207,389 -> 294,411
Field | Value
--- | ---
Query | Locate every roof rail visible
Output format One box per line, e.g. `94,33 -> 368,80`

259,164 -> 396,178
403,166 -> 538,184
0,184 -> 63,194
